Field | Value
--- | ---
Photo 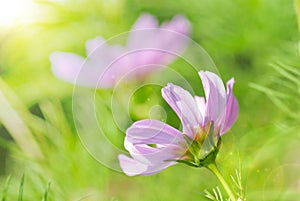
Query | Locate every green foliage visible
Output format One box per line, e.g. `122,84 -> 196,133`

0,176 -> 11,201
0,176 -> 50,201
204,186 -> 230,201
250,61 -> 300,119
230,169 -> 244,200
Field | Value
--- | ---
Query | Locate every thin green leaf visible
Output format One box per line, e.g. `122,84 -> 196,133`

1,175 -> 12,201
41,181 -> 51,201
18,174 -> 25,201
271,64 -> 300,85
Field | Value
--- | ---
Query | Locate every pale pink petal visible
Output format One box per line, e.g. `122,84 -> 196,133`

122,50 -> 165,78
139,161 -> 176,176
122,119 -> 185,174
161,15 -> 191,36
126,119 -> 183,145
121,137 -> 180,176
124,120 -> 185,165
118,154 -> 176,176
162,83 -> 201,138
87,44 -> 127,88
220,78 -> 238,134
131,13 -> 159,30
52,38 -> 129,88
87,38 -> 125,63
127,143 -> 181,165
118,154 -> 148,176
126,14 -> 190,78
194,96 -> 206,124
126,30 -> 164,77
85,37 -> 105,55
120,142 -> 179,175
199,71 -> 226,124
127,14 -> 159,50
50,52 -> 84,84
155,15 -> 190,63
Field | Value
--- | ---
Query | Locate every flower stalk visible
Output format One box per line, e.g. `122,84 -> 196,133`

206,162 -> 237,201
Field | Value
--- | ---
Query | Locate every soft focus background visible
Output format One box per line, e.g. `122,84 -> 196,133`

0,0 -> 300,200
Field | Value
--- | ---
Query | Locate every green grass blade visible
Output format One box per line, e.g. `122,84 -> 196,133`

1,175 -> 12,201
42,181 -> 51,201
18,175 -> 25,201
271,64 -> 300,85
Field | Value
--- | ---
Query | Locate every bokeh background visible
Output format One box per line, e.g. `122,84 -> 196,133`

0,0 -> 300,200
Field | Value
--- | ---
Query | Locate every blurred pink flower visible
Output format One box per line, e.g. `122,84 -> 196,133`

119,71 -> 238,176
50,13 -> 190,88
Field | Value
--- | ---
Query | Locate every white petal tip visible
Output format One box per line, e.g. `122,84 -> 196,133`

118,155 -> 148,176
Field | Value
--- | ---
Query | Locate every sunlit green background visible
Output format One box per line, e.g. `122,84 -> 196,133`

0,0 -> 300,200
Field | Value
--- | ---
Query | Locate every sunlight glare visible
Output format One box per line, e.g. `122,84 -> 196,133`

0,0 -> 35,26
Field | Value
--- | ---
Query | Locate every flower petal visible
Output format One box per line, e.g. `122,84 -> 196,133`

194,96 -> 206,124
118,154 -> 176,176
161,15 -> 191,36
122,139 -> 180,176
162,83 -> 201,138
153,15 -> 190,64
220,78 -> 238,134
141,161 -> 176,176
124,119 -> 185,172
118,154 -> 148,176
127,143 -> 180,165
131,13 -> 159,30
85,37 -> 105,56
126,119 -> 183,145
51,39 -> 129,88
127,14 -> 159,50
86,43 -> 127,88
126,14 -> 190,78
199,71 -> 226,124
50,52 -> 84,84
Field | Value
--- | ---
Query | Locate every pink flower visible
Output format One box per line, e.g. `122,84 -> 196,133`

118,71 -> 238,176
50,13 -> 190,88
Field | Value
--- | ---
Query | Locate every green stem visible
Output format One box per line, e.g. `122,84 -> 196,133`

294,0 -> 300,33
206,163 -> 237,201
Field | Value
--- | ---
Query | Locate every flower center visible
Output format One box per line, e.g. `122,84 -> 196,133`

177,121 -> 221,167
